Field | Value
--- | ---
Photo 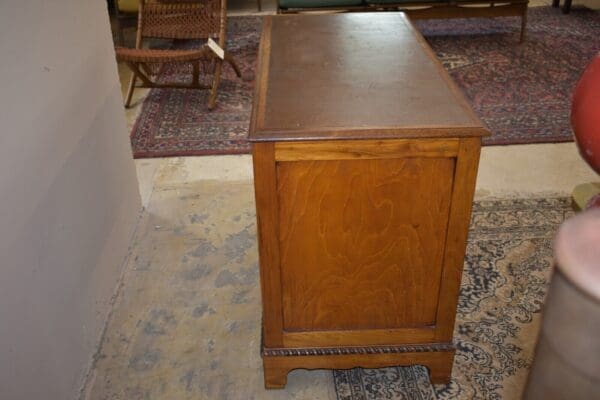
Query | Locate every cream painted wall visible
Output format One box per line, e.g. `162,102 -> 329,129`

0,1 -> 141,399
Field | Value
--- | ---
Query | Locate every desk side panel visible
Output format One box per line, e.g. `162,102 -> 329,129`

277,154 -> 455,332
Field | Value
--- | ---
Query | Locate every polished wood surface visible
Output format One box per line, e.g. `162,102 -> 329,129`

249,13 -> 488,142
250,13 -> 487,389
282,327 -> 437,347
252,143 -> 284,348
274,138 -> 460,161
263,348 -> 455,389
278,157 -> 454,331
434,137 -> 482,341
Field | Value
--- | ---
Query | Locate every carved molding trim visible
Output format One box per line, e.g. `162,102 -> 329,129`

262,343 -> 455,357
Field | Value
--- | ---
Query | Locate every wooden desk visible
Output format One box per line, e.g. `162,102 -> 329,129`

249,12 -> 489,389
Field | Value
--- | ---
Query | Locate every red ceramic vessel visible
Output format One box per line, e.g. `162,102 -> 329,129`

571,53 -> 600,174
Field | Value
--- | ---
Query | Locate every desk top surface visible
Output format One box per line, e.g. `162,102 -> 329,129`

249,13 -> 488,142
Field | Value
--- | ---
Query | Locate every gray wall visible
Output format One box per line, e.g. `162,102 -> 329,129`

0,1 -> 141,399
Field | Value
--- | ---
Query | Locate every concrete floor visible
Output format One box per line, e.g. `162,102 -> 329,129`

84,179 -> 336,399
86,2 -> 598,399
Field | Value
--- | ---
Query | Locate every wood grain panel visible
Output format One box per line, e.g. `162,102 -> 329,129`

263,347 -> 455,388
277,157 -> 455,332
282,326 -> 436,347
252,143 -> 284,347
434,137 -> 482,341
274,139 -> 459,161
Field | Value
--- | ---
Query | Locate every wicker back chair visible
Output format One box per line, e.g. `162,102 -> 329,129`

115,0 -> 241,110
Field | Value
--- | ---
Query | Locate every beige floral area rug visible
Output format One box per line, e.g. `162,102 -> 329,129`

334,197 -> 573,400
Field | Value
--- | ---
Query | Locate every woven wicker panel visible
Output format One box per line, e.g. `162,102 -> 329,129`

142,0 -> 222,40
115,47 -> 210,63
158,0 -> 207,3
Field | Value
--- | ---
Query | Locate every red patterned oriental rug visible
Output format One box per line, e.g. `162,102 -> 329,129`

129,7 -> 600,158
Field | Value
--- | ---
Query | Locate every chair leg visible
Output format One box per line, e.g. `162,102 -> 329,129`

552,0 -> 559,7
140,63 -> 154,78
562,0 -> 572,14
124,73 -> 137,108
192,61 -> 200,86
225,54 -> 242,78
116,19 -> 125,46
519,6 -> 527,43
208,60 -> 223,110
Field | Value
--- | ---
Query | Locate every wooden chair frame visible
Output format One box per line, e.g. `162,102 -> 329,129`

118,0 -> 241,110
